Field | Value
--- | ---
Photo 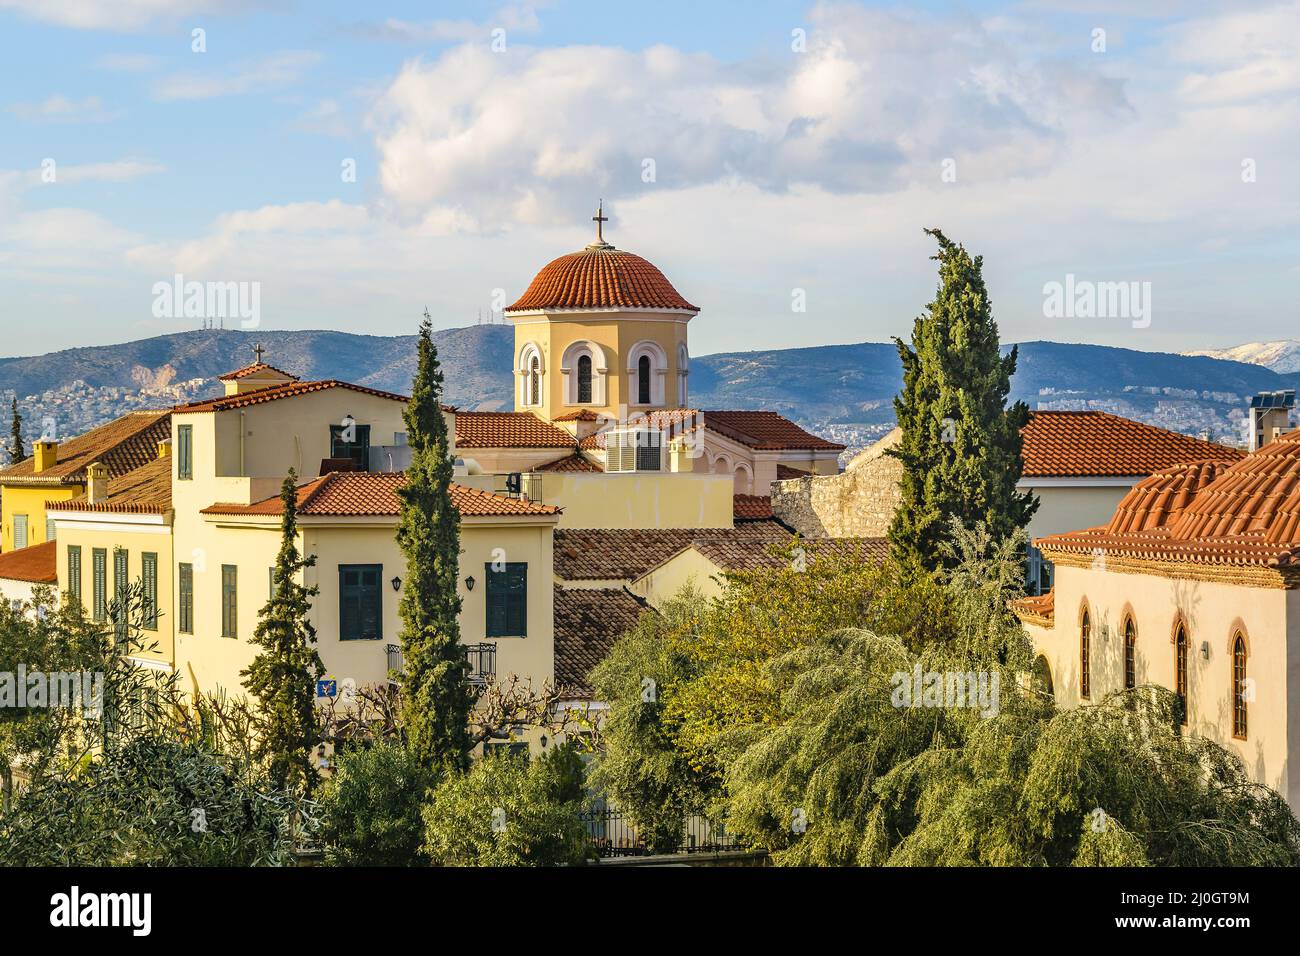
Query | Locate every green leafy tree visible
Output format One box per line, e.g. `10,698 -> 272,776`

888,228 -> 1037,572
317,739 -> 436,865
241,469 -> 325,793
421,748 -> 589,866
397,315 -> 472,773
8,398 -> 24,465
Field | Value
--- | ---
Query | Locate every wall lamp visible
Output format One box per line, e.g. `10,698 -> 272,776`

391,576 -> 401,592
465,575 -> 476,591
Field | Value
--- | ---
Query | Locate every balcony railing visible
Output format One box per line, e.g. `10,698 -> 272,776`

385,642 -> 496,685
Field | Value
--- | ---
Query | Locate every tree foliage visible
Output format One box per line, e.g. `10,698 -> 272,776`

398,315 -> 472,774
241,469 -> 325,794
888,229 -> 1037,572
9,397 -> 23,465
317,739 -> 436,866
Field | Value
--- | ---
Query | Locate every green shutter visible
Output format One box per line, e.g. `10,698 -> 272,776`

113,550 -> 128,639
92,548 -> 107,622
142,552 -> 158,630
486,563 -> 527,637
339,565 -> 382,640
177,424 -> 192,480
67,546 -> 81,605
221,565 -> 237,638
178,563 -> 193,634
13,515 -> 27,550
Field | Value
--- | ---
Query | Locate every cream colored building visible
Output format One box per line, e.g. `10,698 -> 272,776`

1013,430 -> 1300,813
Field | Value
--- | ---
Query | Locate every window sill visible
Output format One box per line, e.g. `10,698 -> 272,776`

486,634 -> 526,640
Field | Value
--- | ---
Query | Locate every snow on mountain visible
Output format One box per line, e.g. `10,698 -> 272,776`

1184,340 -> 1300,374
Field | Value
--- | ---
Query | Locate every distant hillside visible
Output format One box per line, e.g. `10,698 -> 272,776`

4,328 -> 1297,458
1184,339 -> 1300,374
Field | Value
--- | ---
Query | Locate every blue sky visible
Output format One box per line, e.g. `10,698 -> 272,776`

1,0 -> 1298,358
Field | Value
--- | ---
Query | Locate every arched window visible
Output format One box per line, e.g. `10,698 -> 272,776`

1123,617 -> 1137,690
528,355 -> 540,406
577,354 -> 593,404
1233,634 -> 1248,739
677,343 -> 689,406
1175,624 -> 1188,726
638,355 -> 651,405
1080,610 -> 1091,700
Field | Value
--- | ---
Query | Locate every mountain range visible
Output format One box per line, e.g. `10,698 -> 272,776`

5,327 -> 1298,458
1184,340 -> 1300,374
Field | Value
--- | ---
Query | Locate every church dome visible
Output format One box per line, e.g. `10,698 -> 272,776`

505,243 -> 698,314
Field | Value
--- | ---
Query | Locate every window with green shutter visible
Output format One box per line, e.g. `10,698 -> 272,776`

67,546 -> 81,606
178,562 -> 193,634
46,516 -> 56,542
177,424 -> 193,480
13,514 -> 27,550
221,565 -> 237,638
142,552 -> 158,631
485,562 -> 527,637
113,549 -> 128,640
92,548 -> 107,622
339,564 -> 382,640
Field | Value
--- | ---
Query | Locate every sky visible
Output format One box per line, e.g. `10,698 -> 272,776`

0,0 -> 1297,358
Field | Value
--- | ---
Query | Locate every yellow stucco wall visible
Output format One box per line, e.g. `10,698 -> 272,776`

1024,484 -> 1132,539
513,313 -> 690,420
1025,561 -> 1296,811
2,484 -> 79,551
532,472 -> 734,529
628,549 -> 723,606
54,521 -> 175,667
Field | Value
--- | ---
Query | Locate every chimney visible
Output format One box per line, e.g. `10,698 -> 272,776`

33,440 -> 58,473
157,438 -> 172,459
86,461 -> 109,505
1248,390 -> 1296,450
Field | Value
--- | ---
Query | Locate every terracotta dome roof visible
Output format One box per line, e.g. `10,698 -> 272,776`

506,244 -> 698,314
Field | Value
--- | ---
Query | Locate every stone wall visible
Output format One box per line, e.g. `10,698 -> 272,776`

771,430 -> 904,538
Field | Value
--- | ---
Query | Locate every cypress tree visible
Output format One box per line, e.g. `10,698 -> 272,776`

887,228 -> 1037,573
397,315 -> 472,773
9,399 -> 24,465
241,469 -> 325,793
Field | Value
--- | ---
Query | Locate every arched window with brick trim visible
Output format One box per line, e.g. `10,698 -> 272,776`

1174,623 -> 1188,726
1123,617 -> 1137,690
1232,633 -> 1248,739
1080,608 -> 1091,700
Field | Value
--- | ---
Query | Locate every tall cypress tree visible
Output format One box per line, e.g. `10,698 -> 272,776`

888,229 -> 1037,573
242,469 -> 325,793
9,399 -> 24,465
397,316 -> 472,774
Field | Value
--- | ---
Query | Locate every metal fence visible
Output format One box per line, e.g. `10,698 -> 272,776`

579,804 -> 743,858
385,642 -> 496,685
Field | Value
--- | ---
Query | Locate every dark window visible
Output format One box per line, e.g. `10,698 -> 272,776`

1080,609 -> 1091,700
1233,634 -> 1248,739
67,545 -> 81,606
221,565 -> 237,638
486,562 -> 527,637
92,548 -> 107,622
483,741 -> 529,761
528,356 -> 540,406
142,552 -> 158,631
113,549 -> 128,640
178,563 -> 193,634
177,424 -> 193,480
339,564 -> 383,640
1123,618 -> 1137,690
1175,625 -> 1188,726
577,354 -> 592,404
330,423 -> 371,471
638,354 -> 651,404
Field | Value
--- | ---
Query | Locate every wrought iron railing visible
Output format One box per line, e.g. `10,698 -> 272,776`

579,805 -> 742,858
385,642 -> 495,685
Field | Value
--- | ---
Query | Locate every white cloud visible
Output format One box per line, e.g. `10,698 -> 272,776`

0,0 -> 279,32
7,94 -> 122,123
351,2 -> 544,43
154,50 -> 320,101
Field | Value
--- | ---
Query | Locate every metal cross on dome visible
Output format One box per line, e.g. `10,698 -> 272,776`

253,343 -> 266,363
592,200 -> 608,243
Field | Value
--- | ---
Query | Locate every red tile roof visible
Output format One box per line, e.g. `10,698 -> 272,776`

553,523 -> 790,581
54,456 -> 173,514
174,379 -> 414,413
202,472 -> 560,518
687,535 -> 889,574
733,493 -> 773,520
1009,590 -> 1054,625
0,540 -> 57,584
776,463 -> 810,480
506,246 -> 698,313
536,453 -> 603,473
552,409 -> 605,422
1104,460 -> 1234,534
1021,411 -> 1243,478
1038,430 -> 1300,569
0,411 -> 171,486
578,409 -> 844,453
216,362 -> 299,382
553,586 -> 650,697
455,411 -> 576,449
